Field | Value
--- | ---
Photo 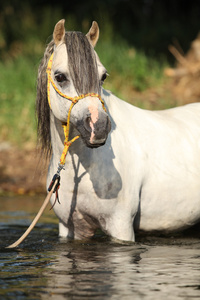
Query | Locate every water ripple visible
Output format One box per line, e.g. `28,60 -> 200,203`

0,196 -> 200,299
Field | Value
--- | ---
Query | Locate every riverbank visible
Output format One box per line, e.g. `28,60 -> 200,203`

0,145 -> 48,195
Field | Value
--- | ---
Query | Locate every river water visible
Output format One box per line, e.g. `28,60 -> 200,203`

0,196 -> 200,300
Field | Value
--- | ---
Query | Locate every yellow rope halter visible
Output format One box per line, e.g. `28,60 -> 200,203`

46,52 -> 106,167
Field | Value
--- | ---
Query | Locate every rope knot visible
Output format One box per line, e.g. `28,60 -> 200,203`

72,98 -> 79,104
64,140 -> 72,147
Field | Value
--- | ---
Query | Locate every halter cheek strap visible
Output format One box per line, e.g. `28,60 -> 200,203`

46,52 -> 106,168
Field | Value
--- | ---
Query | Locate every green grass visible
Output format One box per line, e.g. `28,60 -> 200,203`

96,40 -> 168,105
0,40 -> 169,147
0,57 -> 38,146
97,41 -> 165,92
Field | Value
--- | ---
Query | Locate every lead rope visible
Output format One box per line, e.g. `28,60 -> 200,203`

6,180 -> 58,249
6,52 -> 106,248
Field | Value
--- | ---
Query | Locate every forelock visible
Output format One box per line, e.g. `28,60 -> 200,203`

64,32 -> 100,95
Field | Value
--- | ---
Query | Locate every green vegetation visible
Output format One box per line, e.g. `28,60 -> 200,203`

0,57 -> 38,146
97,40 -> 167,95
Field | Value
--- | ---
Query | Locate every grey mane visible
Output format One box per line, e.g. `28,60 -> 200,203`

36,31 -> 100,156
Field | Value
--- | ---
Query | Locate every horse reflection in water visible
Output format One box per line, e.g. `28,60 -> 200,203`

36,19 -> 200,242
40,242 -> 200,299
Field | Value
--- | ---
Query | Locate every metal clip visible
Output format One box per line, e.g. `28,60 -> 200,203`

56,163 -> 65,176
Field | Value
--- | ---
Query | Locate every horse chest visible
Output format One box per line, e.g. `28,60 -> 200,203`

70,209 -> 99,239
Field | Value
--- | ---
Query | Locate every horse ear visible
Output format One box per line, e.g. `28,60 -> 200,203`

53,19 -> 66,46
86,21 -> 99,47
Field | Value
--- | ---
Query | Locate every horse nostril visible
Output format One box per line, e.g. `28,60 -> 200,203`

84,116 -> 92,132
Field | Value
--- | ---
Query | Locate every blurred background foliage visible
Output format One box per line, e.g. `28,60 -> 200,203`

1,0 -> 200,59
0,0 -> 200,146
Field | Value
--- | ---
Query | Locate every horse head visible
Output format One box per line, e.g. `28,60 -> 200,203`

36,19 -> 111,153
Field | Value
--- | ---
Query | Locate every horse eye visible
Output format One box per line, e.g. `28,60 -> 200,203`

55,73 -> 67,83
101,73 -> 107,82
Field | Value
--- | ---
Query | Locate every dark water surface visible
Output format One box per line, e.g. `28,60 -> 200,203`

0,196 -> 200,300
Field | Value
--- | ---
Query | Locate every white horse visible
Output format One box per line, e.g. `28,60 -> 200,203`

36,19 -> 200,242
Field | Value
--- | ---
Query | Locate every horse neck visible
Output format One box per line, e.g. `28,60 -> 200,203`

102,88 -> 146,123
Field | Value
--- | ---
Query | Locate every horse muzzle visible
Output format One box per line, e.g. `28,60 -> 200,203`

75,110 -> 111,148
